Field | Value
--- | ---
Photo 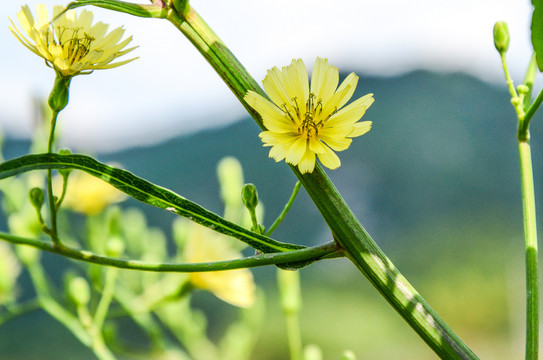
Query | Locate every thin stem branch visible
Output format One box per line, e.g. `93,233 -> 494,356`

46,110 -> 60,246
266,181 -> 302,236
518,140 -> 539,360
0,232 -> 341,272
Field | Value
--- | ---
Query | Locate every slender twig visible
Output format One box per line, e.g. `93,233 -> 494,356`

266,181 -> 302,236
46,111 -> 61,246
0,232 -> 341,272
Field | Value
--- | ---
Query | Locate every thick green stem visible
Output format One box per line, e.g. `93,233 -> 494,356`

166,6 -> 477,359
518,139 -> 539,360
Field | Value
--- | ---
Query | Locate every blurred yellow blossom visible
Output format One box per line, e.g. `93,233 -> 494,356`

184,224 -> 256,308
245,57 -> 374,174
54,171 -> 126,215
9,4 -> 137,77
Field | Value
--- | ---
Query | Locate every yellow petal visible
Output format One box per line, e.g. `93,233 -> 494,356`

336,73 -> 358,109
317,147 -> 341,170
245,91 -> 292,133
185,224 -> 256,308
311,57 -> 338,105
349,121 -> 373,137
285,135 -> 307,165
327,93 -> 374,127
297,149 -> 316,174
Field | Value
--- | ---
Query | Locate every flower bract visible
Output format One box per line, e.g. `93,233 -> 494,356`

9,4 -> 137,77
245,57 -> 374,174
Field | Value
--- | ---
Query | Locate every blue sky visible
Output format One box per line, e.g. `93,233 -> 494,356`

1,0 -> 534,152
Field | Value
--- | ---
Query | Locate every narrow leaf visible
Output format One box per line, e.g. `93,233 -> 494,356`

0,154 -> 303,254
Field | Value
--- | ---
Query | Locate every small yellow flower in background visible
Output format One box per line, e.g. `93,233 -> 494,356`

184,224 -> 256,308
54,171 -> 126,215
9,4 -> 137,77
245,57 -> 374,174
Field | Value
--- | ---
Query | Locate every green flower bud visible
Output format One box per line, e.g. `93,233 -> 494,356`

57,149 -> 72,177
29,187 -> 44,210
517,84 -> 530,95
493,21 -> 510,54
68,276 -> 91,306
241,183 -> 258,211
48,74 -> 72,113
106,236 -> 125,257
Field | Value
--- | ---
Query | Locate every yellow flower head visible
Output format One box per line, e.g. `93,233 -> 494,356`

9,4 -> 137,77
245,57 -> 374,174
184,224 -> 256,308
54,171 -> 127,215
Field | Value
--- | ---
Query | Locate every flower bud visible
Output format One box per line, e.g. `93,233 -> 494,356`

29,187 -> 44,210
493,21 -> 510,54
517,84 -> 530,95
48,74 -> 72,113
241,183 -> 258,211
106,236 -> 125,257
68,276 -> 91,306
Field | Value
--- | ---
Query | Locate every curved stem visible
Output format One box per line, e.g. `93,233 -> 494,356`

0,232 -> 340,272
518,140 -> 539,360
266,181 -> 302,236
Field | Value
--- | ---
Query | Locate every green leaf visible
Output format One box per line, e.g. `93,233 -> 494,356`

0,154 -> 303,254
531,0 -> 543,70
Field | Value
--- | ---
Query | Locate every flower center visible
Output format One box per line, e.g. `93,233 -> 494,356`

48,26 -> 95,65
283,94 -> 329,138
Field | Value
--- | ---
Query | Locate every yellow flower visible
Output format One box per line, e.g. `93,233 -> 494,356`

184,224 -> 256,308
245,57 -> 374,174
9,4 -> 137,77
54,171 -> 126,215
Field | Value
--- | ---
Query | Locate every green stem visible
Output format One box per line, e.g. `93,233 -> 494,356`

93,267 -> 118,331
0,232 -> 340,272
522,88 -> 543,136
46,111 -> 61,246
266,181 -> 302,236
166,6 -> 477,358
518,140 -> 539,360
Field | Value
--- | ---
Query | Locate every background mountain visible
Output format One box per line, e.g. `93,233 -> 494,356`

1,70 -> 540,359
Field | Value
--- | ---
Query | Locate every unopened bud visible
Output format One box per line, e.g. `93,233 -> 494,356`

493,21 -> 510,54
106,236 -> 125,257
48,74 -> 72,113
68,277 -> 90,306
29,187 -> 44,210
517,84 -> 530,95
241,183 -> 258,211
